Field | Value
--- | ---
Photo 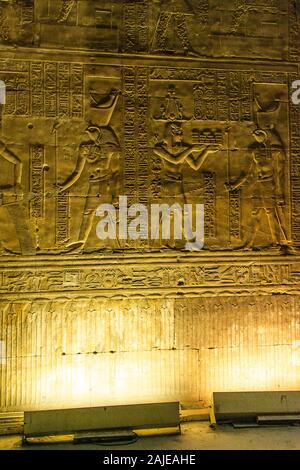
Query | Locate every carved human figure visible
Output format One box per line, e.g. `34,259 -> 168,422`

153,122 -> 220,248
226,128 -> 289,249
151,0 -> 197,56
154,122 -> 195,199
0,142 -> 35,254
58,125 -> 120,252
154,121 -> 220,196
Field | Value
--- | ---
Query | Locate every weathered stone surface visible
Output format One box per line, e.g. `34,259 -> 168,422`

0,0 -> 299,411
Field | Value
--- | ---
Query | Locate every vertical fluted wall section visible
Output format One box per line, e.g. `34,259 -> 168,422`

0,295 -> 299,411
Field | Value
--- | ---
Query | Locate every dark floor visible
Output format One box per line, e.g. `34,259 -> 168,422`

1,422 -> 300,450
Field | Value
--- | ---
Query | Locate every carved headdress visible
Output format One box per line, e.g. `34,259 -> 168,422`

86,125 -> 120,148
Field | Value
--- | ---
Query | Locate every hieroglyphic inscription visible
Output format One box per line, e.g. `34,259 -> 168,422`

2,60 -> 84,118
289,0 -> 300,61
151,68 -> 288,124
122,67 -> 149,243
194,0 -> 209,27
71,64 -> 84,118
30,145 -> 45,220
240,73 -> 252,122
0,261 -> 293,294
56,192 -> 70,247
21,1 -> 34,25
123,67 -> 137,202
122,0 -> 149,53
204,172 -> 216,239
0,0 -> 294,60
155,69 -> 254,122
45,62 -> 57,118
0,0 -> 34,44
136,68 -> 149,206
253,71 -> 286,84
193,74 -> 217,120
217,72 -> 229,122
229,72 -> 241,122
58,63 -> 70,118
0,63 -> 29,116
30,62 -> 44,117
229,189 -> 241,240
0,3 -> 10,42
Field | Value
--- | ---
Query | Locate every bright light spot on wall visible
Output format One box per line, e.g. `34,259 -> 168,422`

291,341 -> 300,366
0,341 -> 5,365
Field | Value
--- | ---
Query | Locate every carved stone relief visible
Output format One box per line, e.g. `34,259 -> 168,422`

0,1 -> 299,411
0,1 -> 298,61
0,60 -> 297,254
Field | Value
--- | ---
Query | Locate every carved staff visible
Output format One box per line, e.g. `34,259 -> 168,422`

226,126 -> 231,246
226,127 -> 230,186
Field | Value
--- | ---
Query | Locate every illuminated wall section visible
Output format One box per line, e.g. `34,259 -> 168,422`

0,293 -> 300,411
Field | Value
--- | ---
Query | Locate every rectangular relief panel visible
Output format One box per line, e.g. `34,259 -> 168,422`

0,60 -> 297,254
0,1 -> 298,61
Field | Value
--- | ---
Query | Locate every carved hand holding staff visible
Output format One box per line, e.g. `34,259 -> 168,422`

0,141 -> 23,204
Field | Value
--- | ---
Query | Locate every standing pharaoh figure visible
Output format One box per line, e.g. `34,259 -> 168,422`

58,125 -> 120,252
226,129 -> 289,249
154,122 -> 196,200
151,0 -> 197,55
0,142 -> 35,254
153,122 -> 220,248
